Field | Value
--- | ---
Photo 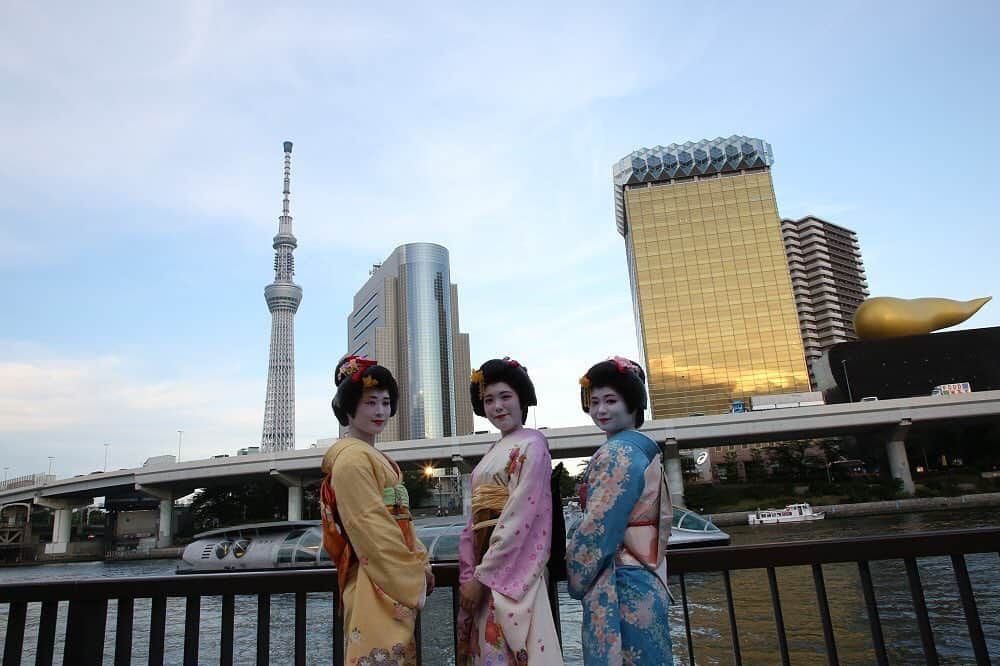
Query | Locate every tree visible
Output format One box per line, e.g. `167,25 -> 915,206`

745,448 -> 768,483
721,451 -> 741,483
552,462 -> 577,501
190,480 -> 285,531
402,471 -> 432,508
768,440 -> 824,481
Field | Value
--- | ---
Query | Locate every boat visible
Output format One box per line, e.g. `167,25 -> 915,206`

748,503 -> 825,526
178,507 -> 729,573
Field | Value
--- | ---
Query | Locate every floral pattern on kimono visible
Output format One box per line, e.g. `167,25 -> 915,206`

566,430 -> 673,666
322,438 -> 430,666
457,428 -> 564,665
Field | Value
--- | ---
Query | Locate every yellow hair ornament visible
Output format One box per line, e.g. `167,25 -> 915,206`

579,375 -> 592,407
362,376 -> 379,389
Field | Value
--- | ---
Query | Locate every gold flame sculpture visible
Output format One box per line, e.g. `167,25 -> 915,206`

853,296 -> 992,340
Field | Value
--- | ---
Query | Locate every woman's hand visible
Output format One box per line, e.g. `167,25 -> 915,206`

425,567 -> 436,596
458,579 -> 487,612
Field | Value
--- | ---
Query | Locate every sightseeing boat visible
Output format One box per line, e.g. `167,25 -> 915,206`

748,502 -> 825,526
177,507 -> 729,573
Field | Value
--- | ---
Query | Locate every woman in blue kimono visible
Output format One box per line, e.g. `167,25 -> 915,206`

566,357 -> 674,665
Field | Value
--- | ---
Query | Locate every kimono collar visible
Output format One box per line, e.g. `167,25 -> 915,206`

613,429 -> 660,464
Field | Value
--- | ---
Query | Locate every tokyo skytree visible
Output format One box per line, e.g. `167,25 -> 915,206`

261,141 -> 303,452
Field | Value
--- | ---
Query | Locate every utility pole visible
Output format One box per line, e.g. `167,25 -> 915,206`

841,359 -> 854,403
177,430 -> 184,463
104,443 -> 110,472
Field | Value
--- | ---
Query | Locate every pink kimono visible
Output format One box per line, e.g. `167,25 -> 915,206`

457,427 -> 563,665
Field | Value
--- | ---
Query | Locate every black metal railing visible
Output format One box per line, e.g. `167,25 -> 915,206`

1,527 -> 997,665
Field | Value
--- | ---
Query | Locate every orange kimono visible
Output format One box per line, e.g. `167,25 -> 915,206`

322,438 -> 430,665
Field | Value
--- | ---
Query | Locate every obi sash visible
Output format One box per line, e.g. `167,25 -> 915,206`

471,483 -> 508,564
579,430 -> 670,579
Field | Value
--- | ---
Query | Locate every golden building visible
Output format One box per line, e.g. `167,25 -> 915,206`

613,136 -> 810,418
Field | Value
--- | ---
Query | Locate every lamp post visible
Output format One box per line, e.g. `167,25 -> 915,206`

104,443 -> 110,472
2,466 -> 8,486
47,456 -> 54,477
177,430 -> 184,463
841,359 -> 854,403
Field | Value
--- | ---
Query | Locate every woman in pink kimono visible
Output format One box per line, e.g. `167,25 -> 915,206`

457,357 -> 563,665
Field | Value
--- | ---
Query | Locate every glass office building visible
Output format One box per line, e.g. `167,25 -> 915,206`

347,243 -> 473,441
613,136 -> 810,418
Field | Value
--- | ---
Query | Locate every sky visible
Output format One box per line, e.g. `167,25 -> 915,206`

2,1 -> 998,479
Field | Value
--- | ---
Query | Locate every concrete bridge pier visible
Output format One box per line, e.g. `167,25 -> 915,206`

34,497 -> 88,554
271,470 -> 303,521
662,438 -> 685,508
136,484 -> 175,548
886,418 -> 915,496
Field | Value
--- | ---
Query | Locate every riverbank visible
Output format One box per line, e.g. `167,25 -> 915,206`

2,546 -> 185,567
705,490 -> 1000,526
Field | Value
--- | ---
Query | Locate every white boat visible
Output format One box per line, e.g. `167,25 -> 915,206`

748,503 -> 825,526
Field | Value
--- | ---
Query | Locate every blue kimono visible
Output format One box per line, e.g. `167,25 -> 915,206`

567,430 -> 674,665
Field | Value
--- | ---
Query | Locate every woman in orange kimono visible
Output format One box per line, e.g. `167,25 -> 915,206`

321,356 -> 434,665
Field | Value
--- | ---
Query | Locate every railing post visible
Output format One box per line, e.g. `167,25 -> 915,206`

951,554 -> 990,664
63,599 -> 108,665
2,600 -> 26,666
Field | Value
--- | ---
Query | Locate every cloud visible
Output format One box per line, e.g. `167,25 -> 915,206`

0,344 -> 265,476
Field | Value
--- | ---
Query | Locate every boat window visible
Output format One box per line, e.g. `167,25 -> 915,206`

214,540 -> 232,559
678,511 -> 713,532
233,539 -> 251,558
294,530 -> 322,563
277,529 -> 308,564
276,545 -> 294,564
432,534 -> 460,560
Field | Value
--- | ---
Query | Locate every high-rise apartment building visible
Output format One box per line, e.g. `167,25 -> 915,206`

613,136 -> 811,418
347,243 -> 473,441
781,215 -> 869,387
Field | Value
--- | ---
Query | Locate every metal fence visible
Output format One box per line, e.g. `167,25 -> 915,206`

1,527 -> 997,665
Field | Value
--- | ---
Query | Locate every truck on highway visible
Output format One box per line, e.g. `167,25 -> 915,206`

930,382 -> 972,396
748,391 -> 825,411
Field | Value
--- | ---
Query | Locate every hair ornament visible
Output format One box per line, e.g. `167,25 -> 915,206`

362,376 -> 379,389
471,368 -> 486,399
502,356 -> 527,373
579,375 -> 592,405
610,356 -> 642,377
338,355 -> 378,385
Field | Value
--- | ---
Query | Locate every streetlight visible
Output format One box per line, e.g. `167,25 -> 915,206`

841,359 -> 854,403
2,466 -> 8,487
177,430 -> 184,463
104,443 -> 110,472
47,456 -> 54,477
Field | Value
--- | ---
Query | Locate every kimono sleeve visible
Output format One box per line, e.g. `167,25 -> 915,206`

458,510 -> 476,584
474,432 -> 553,601
566,439 -> 647,599
331,447 -> 427,609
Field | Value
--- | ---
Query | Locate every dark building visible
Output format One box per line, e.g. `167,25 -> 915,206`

814,326 -> 1000,402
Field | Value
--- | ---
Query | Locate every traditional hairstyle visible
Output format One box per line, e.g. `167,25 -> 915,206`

470,357 -> 537,424
331,355 -> 399,426
580,356 -> 648,428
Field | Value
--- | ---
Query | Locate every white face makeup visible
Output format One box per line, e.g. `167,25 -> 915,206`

348,388 -> 391,442
588,386 -> 636,436
482,381 -> 523,436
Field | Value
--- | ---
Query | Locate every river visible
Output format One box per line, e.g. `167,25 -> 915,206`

1,509 -> 998,664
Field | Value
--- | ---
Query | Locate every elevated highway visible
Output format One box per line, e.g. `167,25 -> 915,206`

4,391 -> 998,550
